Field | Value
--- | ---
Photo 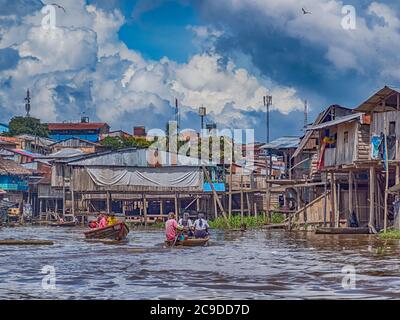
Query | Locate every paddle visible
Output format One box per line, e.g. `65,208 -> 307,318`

171,231 -> 182,247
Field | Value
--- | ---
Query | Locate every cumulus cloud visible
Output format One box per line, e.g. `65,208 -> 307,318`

194,0 -> 400,111
0,0 -> 303,132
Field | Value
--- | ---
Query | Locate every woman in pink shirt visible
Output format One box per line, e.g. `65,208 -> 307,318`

98,214 -> 108,229
165,212 -> 178,241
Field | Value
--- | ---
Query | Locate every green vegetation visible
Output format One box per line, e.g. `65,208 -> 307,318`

100,136 -> 153,150
8,116 -> 49,137
378,229 -> 400,240
270,212 -> 285,224
209,215 -> 266,229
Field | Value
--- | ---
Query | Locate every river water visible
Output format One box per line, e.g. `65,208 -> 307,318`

0,226 -> 400,300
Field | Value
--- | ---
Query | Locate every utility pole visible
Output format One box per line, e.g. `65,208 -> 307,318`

25,89 -> 31,118
304,99 -> 308,131
263,95 -> 272,223
175,98 -> 180,156
199,106 -> 206,136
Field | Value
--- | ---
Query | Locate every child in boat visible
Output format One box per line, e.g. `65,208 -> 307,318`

165,212 -> 178,241
107,214 -> 118,226
178,212 -> 194,237
193,213 -> 210,239
98,214 -> 108,229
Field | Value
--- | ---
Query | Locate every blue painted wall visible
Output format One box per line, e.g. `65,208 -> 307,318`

203,183 -> 226,192
0,123 -> 9,134
49,134 -> 99,142
0,175 -> 29,191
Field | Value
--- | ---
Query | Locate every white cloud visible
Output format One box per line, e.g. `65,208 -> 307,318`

0,0 -> 303,131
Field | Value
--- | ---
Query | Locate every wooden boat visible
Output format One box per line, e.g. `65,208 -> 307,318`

165,237 -> 210,247
49,221 -> 77,227
84,222 -> 129,241
315,227 -> 370,235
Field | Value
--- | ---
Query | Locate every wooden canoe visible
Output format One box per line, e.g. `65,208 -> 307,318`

49,221 -> 77,227
165,237 -> 210,247
315,227 -> 370,235
84,222 -> 129,241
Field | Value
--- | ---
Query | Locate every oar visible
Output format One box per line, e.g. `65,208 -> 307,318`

171,231 -> 182,247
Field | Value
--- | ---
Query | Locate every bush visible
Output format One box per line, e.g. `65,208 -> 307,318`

379,230 -> 400,240
270,212 -> 285,224
209,215 -> 266,229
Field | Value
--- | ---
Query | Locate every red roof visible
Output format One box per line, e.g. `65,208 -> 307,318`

48,122 -> 109,131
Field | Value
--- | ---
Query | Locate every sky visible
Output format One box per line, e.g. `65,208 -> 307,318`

0,0 -> 399,141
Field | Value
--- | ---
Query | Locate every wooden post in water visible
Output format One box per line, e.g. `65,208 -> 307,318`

384,113 -> 389,232
240,175 -> 244,224
330,172 -> 335,227
71,173 -> 75,217
369,166 -> 376,233
348,170 -> 353,227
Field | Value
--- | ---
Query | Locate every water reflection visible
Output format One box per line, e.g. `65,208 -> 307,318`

0,227 -> 399,299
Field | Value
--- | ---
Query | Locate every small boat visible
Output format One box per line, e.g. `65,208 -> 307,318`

165,237 -> 210,247
49,221 -> 77,227
315,227 -> 370,235
84,222 -> 129,241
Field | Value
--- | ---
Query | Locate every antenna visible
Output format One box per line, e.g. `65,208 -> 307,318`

24,89 -> 31,117
304,99 -> 308,131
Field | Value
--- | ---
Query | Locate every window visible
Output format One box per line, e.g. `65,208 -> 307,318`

344,131 -> 349,145
389,121 -> 396,136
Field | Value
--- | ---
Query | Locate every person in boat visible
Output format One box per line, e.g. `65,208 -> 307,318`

193,213 -> 210,239
107,214 -> 118,226
89,220 -> 98,229
98,214 -> 108,229
178,212 -> 194,237
165,212 -> 179,242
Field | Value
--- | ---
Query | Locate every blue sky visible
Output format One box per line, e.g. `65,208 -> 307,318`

0,0 -> 399,141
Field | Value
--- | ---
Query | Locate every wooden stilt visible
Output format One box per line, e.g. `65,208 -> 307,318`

228,162 -> 233,219
213,194 -> 218,219
369,166 -> 376,233
240,175 -> 244,224
384,113 -> 389,232
143,194 -> 147,226
202,166 -> 230,227
348,170 -> 353,227
246,192 -> 251,215
329,172 -> 335,227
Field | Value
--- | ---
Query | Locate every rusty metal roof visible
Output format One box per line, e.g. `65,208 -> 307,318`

354,86 -> 400,113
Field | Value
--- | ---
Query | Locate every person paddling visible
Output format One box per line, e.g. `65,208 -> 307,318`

193,213 -> 210,239
165,212 -> 179,242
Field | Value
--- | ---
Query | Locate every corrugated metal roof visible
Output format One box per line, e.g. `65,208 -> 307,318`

354,86 -> 400,113
0,158 -> 32,175
307,113 -> 363,130
11,149 -> 42,158
261,136 -> 300,150
40,148 -> 86,159
292,105 -> 352,158
48,122 -> 109,131
16,134 -> 55,147
65,148 -> 215,167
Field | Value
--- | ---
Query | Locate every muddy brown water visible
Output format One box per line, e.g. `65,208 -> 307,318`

0,226 -> 400,299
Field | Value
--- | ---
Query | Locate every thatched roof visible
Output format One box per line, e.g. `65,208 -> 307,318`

0,158 -> 32,176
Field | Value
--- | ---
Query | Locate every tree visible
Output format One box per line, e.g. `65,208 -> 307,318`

8,116 -> 49,137
99,136 -> 153,150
